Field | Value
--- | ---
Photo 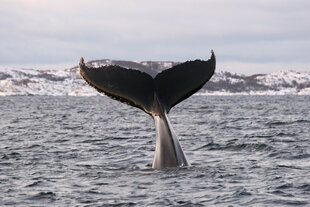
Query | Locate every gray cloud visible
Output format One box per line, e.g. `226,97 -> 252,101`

1,0 -> 309,73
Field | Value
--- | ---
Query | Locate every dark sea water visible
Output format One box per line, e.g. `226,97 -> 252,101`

0,95 -> 309,206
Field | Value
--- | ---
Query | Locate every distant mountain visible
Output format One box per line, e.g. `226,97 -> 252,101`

1,59 -> 310,96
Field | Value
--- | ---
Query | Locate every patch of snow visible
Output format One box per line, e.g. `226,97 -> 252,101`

0,61 -> 309,96
256,70 -> 310,87
162,62 -> 173,69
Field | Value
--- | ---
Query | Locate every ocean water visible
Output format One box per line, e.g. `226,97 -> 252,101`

0,95 -> 309,206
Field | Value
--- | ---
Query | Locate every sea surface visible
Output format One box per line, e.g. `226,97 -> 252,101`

0,95 -> 309,206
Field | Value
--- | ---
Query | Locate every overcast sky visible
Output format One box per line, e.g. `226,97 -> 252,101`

1,0 -> 310,74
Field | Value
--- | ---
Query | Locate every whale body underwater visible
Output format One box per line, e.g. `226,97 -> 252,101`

79,51 -> 216,168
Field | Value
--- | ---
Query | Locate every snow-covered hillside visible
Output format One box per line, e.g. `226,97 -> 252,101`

202,70 -> 310,95
0,59 -> 309,96
0,67 -> 98,96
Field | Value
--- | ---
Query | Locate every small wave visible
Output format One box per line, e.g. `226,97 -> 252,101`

195,142 -> 273,152
267,121 -> 290,126
296,119 -> 310,123
276,132 -> 297,137
53,138 -> 71,143
147,198 -> 204,207
244,134 -> 275,138
276,183 -> 293,189
230,143 -> 273,151
265,198 -> 308,206
276,164 -> 302,169
247,132 -> 297,140
8,152 -> 22,159
291,153 -> 310,159
194,143 -> 221,151
0,152 -> 21,165
112,137 -> 131,140
28,192 -> 56,201
78,138 -> 103,143
62,125 -> 83,130
266,119 -> 310,126
25,180 -> 43,188
0,162 -> 12,166
270,190 -> 294,197
231,188 -> 252,197
298,184 -> 310,192
100,202 -> 137,207
26,144 -> 41,149
268,151 -> 290,158
1,154 -> 9,160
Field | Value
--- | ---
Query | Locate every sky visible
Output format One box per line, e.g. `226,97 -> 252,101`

1,0 -> 310,75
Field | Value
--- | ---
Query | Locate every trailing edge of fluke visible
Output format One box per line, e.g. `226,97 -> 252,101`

79,51 -> 216,168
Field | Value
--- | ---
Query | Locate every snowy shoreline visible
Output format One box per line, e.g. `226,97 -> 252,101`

1,60 -> 310,96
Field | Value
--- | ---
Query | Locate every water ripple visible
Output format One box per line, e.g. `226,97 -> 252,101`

0,95 -> 309,206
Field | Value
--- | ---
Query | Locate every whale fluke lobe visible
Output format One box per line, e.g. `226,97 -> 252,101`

155,51 -> 215,113
79,51 -> 216,168
80,64 -> 155,114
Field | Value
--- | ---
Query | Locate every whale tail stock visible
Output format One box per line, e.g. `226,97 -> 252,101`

79,51 -> 216,168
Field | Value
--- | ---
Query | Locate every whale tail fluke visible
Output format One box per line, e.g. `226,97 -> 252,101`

79,51 -> 216,168
79,51 -> 216,115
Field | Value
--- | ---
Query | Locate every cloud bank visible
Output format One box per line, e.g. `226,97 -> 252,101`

1,0 -> 309,74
